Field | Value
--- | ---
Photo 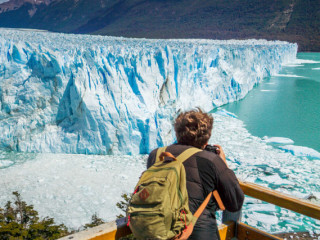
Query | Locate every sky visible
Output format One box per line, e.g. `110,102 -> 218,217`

0,0 -> 10,4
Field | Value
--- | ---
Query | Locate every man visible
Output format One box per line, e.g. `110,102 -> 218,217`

147,109 -> 244,239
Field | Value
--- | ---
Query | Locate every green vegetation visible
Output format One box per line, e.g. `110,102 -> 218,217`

116,193 -> 135,240
116,193 -> 132,219
0,191 -> 69,240
0,192 -> 107,240
83,214 -> 105,230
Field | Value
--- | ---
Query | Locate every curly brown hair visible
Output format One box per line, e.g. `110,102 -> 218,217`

174,108 -> 214,148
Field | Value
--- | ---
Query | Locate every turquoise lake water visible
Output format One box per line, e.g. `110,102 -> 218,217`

223,52 -> 320,152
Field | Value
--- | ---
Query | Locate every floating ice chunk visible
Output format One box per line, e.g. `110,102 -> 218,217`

0,160 -> 14,168
248,212 -> 279,225
274,74 -> 304,78
214,109 -> 238,118
282,218 -> 304,226
294,59 -> 320,64
243,216 -> 258,228
262,137 -> 294,145
258,174 -> 294,185
283,64 -> 303,67
278,145 -> 320,159
282,59 -> 320,68
312,192 -> 320,200
246,203 -> 276,212
314,229 -> 320,234
313,68 -> 320,70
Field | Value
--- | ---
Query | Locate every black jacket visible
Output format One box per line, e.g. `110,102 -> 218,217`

147,144 -> 244,239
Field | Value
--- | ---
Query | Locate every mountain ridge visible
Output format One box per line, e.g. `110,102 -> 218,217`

0,0 -> 52,14
0,0 -> 319,51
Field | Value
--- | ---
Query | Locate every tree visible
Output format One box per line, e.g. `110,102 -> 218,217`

83,213 -> 105,229
0,191 -> 69,240
116,193 -> 132,219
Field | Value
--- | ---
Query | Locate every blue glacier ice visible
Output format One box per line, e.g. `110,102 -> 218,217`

0,29 -> 297,154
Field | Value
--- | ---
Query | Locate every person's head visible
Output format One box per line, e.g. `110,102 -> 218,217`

174,108 -> 214,148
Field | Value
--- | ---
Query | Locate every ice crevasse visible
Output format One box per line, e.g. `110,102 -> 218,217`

0,29 -> 297,155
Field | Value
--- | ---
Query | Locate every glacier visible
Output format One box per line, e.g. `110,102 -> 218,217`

0,29 -> 297,154
1,30 -> 319,234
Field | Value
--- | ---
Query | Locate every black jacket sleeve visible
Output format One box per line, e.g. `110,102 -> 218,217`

215,165 -> 244,212
197,152 -> 244,212
197,151 -> 244,212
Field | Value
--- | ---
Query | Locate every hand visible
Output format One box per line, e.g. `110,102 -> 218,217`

214,144 -> 228,167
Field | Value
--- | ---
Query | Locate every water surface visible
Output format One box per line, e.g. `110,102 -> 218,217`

223,52 -> 320,152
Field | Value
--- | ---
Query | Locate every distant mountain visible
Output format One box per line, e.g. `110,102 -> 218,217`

0,0 -> 319,51
0,0 -> 118,31
0,0 -> 52,14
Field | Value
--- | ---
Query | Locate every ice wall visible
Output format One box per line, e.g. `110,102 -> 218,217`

0,29 -> 297,154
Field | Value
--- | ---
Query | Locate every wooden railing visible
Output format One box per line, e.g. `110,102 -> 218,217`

59,181 -> 320,240
240,181 -> 320,220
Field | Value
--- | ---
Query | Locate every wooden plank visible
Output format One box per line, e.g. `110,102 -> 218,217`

90,225 -> 131,240
60,219 -> 235,240
240,181 -> 320,220
218,221 -> 235,240
58,218 -> 131,240
237,223 -> 283,240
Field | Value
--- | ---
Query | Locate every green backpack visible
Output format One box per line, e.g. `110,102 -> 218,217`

126,147 -> 202,240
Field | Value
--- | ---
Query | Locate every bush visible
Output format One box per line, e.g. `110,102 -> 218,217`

116,193 -> 135,240
0,191 -> 69,240
83,213 -> 105,229
0,191 -> 119,239
116,193 -> 132,219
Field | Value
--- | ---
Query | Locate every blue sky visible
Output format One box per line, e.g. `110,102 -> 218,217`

0,0 -> 10,4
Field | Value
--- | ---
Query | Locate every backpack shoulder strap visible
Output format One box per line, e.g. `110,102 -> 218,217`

176,147 -> 202,163
176,147 -> 226,213
155,146 -> 167,163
